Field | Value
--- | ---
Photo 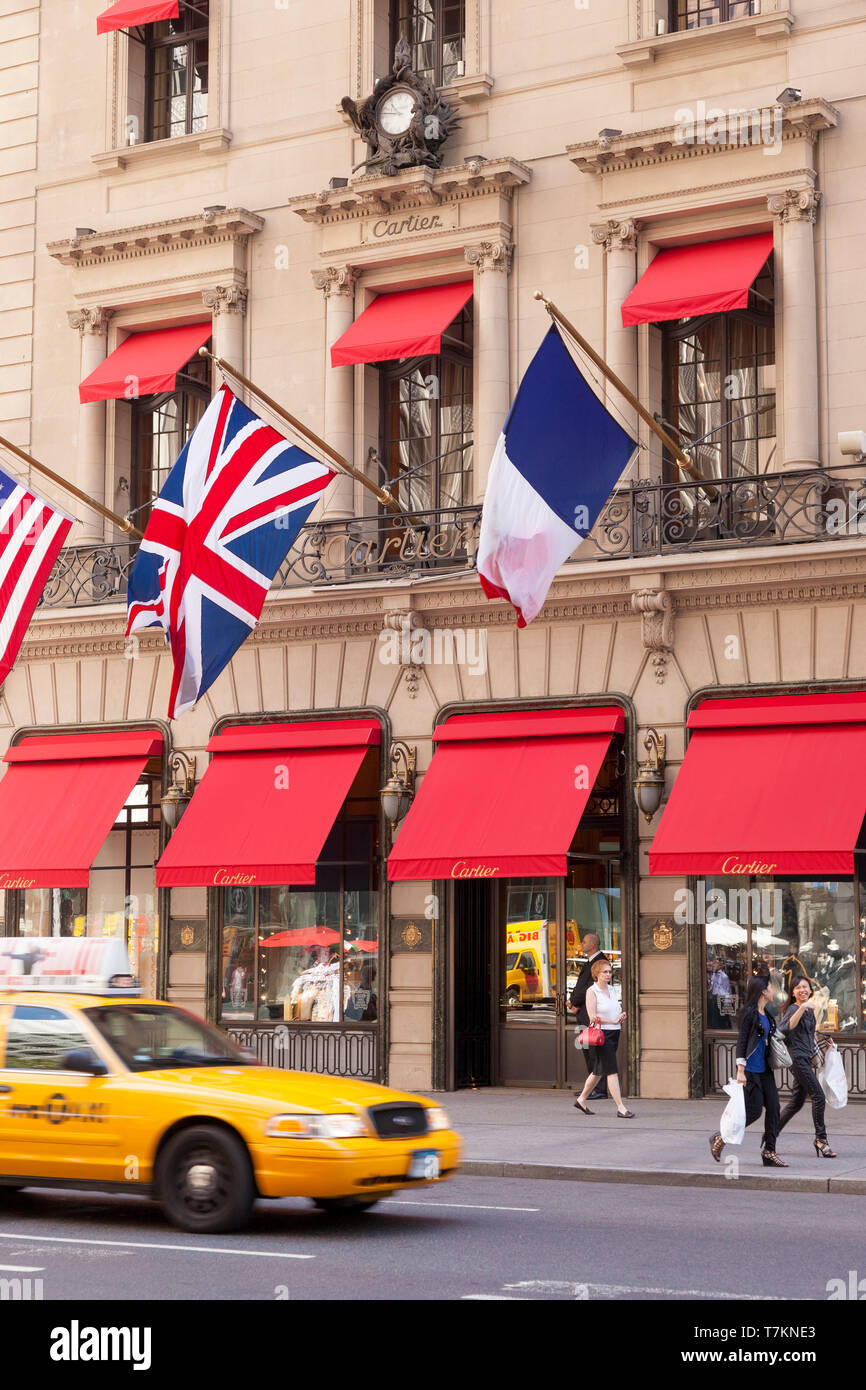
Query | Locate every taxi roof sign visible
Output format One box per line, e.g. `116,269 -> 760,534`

0,937 -> 141,996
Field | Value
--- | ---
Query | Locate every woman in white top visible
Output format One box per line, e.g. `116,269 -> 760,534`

573,959 -> 635,1118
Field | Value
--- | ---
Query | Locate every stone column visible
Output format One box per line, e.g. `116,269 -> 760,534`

68,307 -> 113,542
201,284 -> 247,376
767,189 -> 821,469
465,240 -> 512,503
592,219 -> 639,439
312,265 -> 358,520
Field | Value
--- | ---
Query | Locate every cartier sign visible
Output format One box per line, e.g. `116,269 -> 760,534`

362,204 -> 458,244
213,869 -> 257,886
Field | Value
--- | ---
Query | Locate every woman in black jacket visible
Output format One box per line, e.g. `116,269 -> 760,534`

777,975 -> 837,1158
709,974 -> 788,1167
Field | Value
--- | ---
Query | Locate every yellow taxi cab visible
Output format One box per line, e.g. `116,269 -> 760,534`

0,937 -> 461,1233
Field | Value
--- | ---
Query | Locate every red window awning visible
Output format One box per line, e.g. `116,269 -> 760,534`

620,232 -> 773,327
387,707 -> 625,882
78,322 -> 211,404
330,282 -> 473,367
155,719 -> 381,888
0,730 -> 163,889
648,692 -> 866,877
97,1 -> 179,35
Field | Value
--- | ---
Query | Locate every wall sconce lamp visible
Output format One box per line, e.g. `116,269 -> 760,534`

160,751 -> 196,831
633,728 -> 666,823
380,741 -> 417,834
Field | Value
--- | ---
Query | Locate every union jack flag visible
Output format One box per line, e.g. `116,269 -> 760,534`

126,384 -> 334,718
0,466 -> 72,687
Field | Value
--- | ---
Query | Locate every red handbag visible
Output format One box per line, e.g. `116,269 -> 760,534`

578,1022 -> 605,1047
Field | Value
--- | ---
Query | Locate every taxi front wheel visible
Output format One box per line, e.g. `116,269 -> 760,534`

156,1125 -> 255,1234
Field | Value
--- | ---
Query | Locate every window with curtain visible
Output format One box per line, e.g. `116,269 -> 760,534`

380,303 -> 473,514
662,260 -> 775,483
132,345 -> 211,523
391,0 -> 466,87
669,0 -> 758,30
146,0 -> 209,141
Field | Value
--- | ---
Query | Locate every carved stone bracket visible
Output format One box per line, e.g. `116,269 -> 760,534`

591,219 -> 640,255
201,284 -> 249,316
381,609 -> 424,699
67,307 -> 114,335
632,587 -> 675,685
311,265 -> 360,299
464,239 -> 513,274
767,188 -> 821,224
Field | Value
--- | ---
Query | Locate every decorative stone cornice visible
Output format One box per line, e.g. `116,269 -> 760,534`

567,99 -> 839,175
767,188 -> 821,224
47,209 -> 265,269
464,239 -> 513,274
618,7 -> 793,68
289,157 -> 531,227
67,306 -> 113,335
591,219 -> 640,254
631,588 -> 675,685
311,265 -> 359,299
201,284 -> 249,316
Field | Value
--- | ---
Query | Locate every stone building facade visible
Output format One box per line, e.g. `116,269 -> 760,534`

2,0 -> 866,1098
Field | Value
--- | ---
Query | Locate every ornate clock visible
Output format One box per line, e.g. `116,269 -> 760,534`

341,37 -> 460,178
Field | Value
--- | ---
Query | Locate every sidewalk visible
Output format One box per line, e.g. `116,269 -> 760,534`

427,1089 -> 866,1194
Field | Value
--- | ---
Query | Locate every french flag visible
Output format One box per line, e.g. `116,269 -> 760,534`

478,325 -> 637,626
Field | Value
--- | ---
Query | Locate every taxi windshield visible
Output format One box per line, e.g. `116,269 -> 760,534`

84,1004 -> 251,1072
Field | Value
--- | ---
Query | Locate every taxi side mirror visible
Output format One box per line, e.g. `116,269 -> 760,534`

62,1048 -> 108,1077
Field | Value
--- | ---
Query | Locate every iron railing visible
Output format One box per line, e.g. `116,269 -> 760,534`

35,463 -> 866,609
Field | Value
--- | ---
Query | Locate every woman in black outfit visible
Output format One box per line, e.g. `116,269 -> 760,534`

709,975 -> 788,1167
777,975 -> 837,1158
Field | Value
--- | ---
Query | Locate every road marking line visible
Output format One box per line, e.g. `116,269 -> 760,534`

0,1233 -> 312,1260
0,1263 -> 44,1272
493,1279 -> 781,1301
390,1200 -> 540,1212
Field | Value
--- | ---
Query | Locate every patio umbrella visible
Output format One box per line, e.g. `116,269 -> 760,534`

260,927 -> 340,948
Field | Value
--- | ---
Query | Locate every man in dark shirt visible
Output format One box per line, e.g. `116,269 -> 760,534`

568,933 -> 610,1099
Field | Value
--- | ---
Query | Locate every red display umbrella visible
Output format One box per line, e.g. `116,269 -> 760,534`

345,939 -> 378,953
260,927 -> 340,948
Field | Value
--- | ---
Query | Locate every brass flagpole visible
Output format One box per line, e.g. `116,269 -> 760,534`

199,348 -> 407,515
0,432 -> 143,539
533,291 -> 710,488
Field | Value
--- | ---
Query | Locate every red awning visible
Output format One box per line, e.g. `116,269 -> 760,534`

388,707 -> 625,882
79,322 -> 211,404
0,730 -> 163,889
331,282 -> 473,367
156,719 -> 381,888
97,1 -> 179,35
648,692 -> 866,877
621,232 -> 773,327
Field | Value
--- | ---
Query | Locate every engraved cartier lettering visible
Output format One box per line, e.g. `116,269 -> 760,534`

372,213 -> 444,239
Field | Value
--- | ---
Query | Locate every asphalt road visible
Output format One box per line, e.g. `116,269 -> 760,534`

0,1177 -> 863,1302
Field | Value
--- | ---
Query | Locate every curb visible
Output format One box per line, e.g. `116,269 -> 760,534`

459,1160 -> 863,1194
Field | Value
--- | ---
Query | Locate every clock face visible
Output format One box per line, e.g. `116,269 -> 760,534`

378,87 -> 418,136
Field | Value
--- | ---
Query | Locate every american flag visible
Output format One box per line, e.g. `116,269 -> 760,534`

126,384 -> 334,718
0,466 -> 73,686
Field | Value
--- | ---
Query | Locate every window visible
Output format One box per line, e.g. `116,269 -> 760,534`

220,786 -> 380,1027
3,1006 -> 93,1071
392,1 -> 465,88
379,302 -> 473,514
662,259 -> 775,482
16,776 -> 161,998
86,1004 -> 248,1071
670,0 -> 758,30
132,346 -> 210,522
145,0 -> 209,141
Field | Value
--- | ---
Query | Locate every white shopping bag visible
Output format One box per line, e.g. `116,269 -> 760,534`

820,1047 -> 848,1109
719,1078 -> 746,1145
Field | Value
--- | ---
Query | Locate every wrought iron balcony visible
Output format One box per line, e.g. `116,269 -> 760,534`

35,465 -> 866,611
37,505 -> 484,609
589,463 -> 866,560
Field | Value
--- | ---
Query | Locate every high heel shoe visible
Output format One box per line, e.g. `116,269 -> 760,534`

709,1132 -> 725,1163
814,1138 -> 837,1158
761,1150 -> 789,1168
